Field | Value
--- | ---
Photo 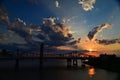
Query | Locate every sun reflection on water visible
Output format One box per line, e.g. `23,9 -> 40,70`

88,67 -> 96,78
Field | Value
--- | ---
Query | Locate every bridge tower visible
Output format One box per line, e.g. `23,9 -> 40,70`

40,43 -> 44,69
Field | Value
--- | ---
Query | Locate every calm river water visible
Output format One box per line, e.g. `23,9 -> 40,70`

0,59 -> 120,80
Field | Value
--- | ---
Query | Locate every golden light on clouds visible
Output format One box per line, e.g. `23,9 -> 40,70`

55,46 -> 76,50
100,43 -> 120,54
75,37 -> 120,56
76,38 -> 104,52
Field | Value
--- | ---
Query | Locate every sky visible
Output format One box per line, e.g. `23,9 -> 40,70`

0,0 -> 120,55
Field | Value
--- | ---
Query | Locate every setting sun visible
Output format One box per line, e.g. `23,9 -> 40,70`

76,38 -> 104,52
89,48 -> 93,52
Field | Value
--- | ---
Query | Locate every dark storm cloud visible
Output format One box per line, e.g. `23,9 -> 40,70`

8,17 -> 74,46
8,18 -> 37,44
96,38 -> 120,45
0,6 -> 9,24
38,18 -> 74,46
0,6 -> 74,48
87,23 -> 111,40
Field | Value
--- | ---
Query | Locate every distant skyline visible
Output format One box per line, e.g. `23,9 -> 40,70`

0,0 -> 120,55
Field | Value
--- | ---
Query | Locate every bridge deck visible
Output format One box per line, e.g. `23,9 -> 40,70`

0,56 -> 88,60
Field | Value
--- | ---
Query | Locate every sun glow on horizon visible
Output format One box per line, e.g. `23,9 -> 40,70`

76,38 -> 104,52
89,48 -> 93,52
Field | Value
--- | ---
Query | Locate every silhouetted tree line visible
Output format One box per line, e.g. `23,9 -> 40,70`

84,53 -> 120,73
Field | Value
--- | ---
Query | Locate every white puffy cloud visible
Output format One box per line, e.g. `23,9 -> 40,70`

43,17 -> 56,25
78,0 -> 96,11
55,1 -> 60,8
17,18 -> 26,26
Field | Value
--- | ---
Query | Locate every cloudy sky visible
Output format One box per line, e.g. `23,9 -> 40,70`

0,0 -> 120,55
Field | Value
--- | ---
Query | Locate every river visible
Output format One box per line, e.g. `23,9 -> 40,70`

0,59 -> 120,80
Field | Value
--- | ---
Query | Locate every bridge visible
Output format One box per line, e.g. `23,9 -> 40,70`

0,43 -> 92,70
0,53 -> 90,69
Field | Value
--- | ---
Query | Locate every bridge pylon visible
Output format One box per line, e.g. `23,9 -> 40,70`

67,58 -> 72,68
67,58 -> 78,68
73,59 -> 78,68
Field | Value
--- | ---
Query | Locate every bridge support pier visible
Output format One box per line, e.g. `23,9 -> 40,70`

81,60 -> 85,67
67,58 -> 78,68
15,58 -> 19,71
67,58 -> 72,68
73,59 -> 78,68
40,43 -> 44,69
